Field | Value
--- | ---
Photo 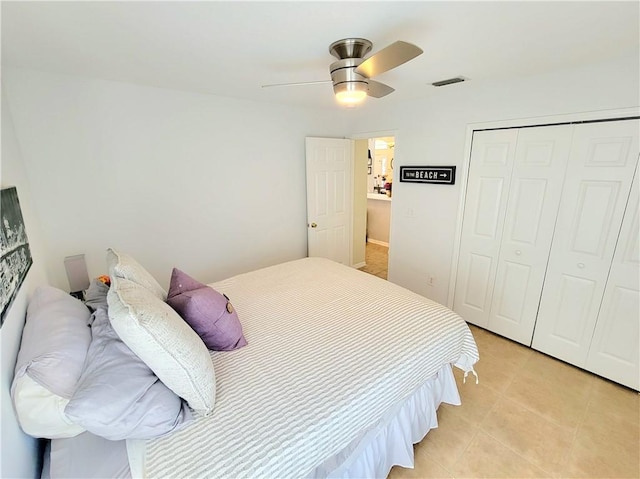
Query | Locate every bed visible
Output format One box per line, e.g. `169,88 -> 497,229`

13,253 -> 479,478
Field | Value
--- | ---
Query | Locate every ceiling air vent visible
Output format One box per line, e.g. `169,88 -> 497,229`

431,76 -> 467,87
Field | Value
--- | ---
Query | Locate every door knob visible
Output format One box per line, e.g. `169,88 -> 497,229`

310,223 -> 317,228
515,250 -> 522,256
577,263 -> 585,269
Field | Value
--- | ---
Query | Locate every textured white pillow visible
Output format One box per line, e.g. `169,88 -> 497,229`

106,248 -> 167,300
107,276 -> 216,415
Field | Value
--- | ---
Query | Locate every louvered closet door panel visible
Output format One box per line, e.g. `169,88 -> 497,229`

453,129 -> 518,327
585,166 -> 639,389
532,119 -> 640,367
487,125 -> 573,345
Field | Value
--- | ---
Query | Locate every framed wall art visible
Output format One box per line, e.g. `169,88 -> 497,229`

1,187 -> 33,326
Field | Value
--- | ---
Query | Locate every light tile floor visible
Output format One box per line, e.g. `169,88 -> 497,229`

360,242 -> 640,478
388,325 -> 640,479
358,242 -> 388,280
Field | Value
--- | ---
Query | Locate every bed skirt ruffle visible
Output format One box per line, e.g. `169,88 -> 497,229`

313,363 -> 461,479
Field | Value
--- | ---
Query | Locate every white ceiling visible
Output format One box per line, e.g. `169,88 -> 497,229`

2,1 -> 638,110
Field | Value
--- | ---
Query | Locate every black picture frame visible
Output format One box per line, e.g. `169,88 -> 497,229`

1,187 -> 33,326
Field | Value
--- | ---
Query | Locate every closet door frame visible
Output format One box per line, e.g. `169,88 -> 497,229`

447,107 -> 640,310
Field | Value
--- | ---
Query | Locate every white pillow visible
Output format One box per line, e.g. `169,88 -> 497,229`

11,286 -> 90,438
12,375 -> 85,438
106,248 -> 167,300
107,276 -> 216,415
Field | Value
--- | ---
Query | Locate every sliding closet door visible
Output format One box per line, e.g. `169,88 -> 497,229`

532,119 -> 640,366
453,129 -> 518,327
585,166 -> 639,389
486,125 -> 573,345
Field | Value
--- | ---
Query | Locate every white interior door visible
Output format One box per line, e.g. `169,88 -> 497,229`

453,129 -> 518,327
487,125 -> 573,345
532,119 -> 640,366
585,165 -> 639,389
305,137 -> 353,265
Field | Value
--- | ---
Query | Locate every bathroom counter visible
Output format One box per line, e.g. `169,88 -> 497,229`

367,193 -> 392,201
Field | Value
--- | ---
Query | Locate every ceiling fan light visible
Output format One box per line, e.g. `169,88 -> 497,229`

334,82 -> 367,105
336,89 -> 367,104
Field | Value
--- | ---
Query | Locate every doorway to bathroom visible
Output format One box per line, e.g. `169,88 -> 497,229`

359,136 -> 394,280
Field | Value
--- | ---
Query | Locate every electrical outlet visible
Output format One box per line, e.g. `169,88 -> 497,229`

405,207 -> 415,218
428,276 -> 436,286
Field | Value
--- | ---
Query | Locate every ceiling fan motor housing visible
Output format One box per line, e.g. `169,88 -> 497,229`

329,39 -> 372,97
330,57 -> 368,95
329,38 -> 373,60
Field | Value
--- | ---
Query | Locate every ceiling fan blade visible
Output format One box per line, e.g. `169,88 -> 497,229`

261,80 -> 332,88
355,41 -> 423,78
367,80 -> 395,98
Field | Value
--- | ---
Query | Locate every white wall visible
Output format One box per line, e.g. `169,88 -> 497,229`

3,68 -> 349,290
352,139 -> 367,267
366,198 -> 391,245
351,54 -> 640,305
1,89 -> 50,478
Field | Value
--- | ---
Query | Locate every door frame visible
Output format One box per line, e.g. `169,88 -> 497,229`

447,107 -> 640,309
350,129 -> 399,271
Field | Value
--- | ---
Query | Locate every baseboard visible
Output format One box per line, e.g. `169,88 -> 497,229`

367,239 -> 389,247
352,262 -> 366,269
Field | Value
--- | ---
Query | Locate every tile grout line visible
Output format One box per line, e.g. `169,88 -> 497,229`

498,384 -> 584,435
484,343 -> 594,434
560,377 -> 598,477
483,387 -> 557,478
489,387 -> 569,477
479,427 -> 555,478
473,340 -> 577,478
445,426 -> 482,478
474,384 -> 554,477
421,395 -> 485,478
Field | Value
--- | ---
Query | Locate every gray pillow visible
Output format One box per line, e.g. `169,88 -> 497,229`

84,278 -> 110,311
65,307 -> 193,440
14,286 -> 91,398
11,286 -> 91,438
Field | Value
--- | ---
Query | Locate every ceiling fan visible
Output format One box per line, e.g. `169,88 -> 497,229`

262,38 -> 423,106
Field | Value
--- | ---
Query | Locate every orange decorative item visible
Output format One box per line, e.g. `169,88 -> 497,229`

97,275 -> 111,286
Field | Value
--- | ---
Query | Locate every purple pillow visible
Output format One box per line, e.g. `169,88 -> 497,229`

166,268 -> 247,351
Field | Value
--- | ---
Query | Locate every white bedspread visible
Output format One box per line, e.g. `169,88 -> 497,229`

136,258 -> 479,478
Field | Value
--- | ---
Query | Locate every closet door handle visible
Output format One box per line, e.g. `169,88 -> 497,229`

515,250 -> 522,256
577,263 -> 585,269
